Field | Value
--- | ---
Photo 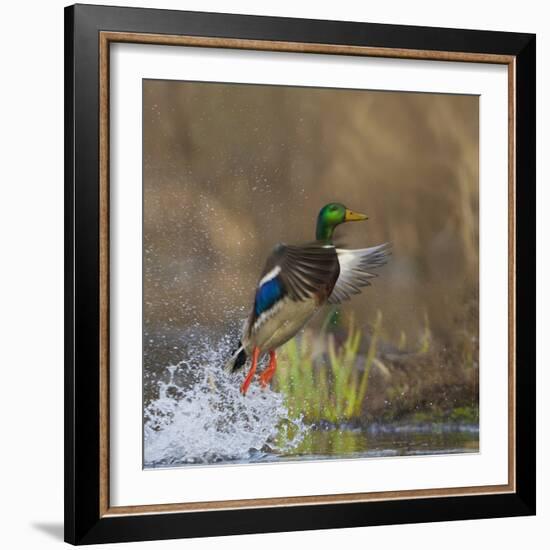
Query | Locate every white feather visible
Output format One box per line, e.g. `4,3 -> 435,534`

329,243 -> 390,304
258,265 -> 281,287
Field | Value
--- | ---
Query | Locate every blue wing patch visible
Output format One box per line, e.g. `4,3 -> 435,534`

254,278 -> 283,316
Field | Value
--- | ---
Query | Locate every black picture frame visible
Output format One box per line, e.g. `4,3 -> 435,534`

65,3 -> 536,545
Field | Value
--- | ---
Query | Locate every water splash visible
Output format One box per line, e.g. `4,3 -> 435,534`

144,332 -> 308,468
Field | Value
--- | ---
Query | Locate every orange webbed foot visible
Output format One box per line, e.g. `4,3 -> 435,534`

240,347 -> 260,395
259,350 -> 277,389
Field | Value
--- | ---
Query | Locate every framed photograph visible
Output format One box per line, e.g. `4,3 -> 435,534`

64,4 -> 536,545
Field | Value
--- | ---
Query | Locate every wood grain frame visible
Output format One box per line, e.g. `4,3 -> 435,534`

98,30 -> 516,516
65,4 -> 535,544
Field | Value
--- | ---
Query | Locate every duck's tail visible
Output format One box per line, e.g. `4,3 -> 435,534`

224,341 -> 247,373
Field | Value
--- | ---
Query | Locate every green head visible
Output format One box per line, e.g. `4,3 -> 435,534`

315,202 -> 368,242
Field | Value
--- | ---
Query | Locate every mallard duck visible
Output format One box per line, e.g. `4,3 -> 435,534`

226,203 -> 389,395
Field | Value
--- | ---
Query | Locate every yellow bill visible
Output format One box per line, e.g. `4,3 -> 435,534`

345,209 -> 368,221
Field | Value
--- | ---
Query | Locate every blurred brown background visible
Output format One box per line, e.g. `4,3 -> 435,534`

143,80 -> 478,356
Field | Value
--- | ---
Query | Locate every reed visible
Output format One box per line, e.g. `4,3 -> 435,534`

274,310 -> 384,423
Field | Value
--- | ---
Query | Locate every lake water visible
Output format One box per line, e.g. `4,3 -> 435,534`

143,332 -> 478,469
143,361 -> 478,468
145,424 -> 478,468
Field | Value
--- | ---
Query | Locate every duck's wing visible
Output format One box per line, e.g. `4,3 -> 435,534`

328,243 -> 390,304
249,243 -> 340,324
269,242 -> 340,302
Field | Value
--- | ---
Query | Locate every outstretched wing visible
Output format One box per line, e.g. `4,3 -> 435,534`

328,243 -> 390,304
249,242 -> 340,326
272,243 -> 340,301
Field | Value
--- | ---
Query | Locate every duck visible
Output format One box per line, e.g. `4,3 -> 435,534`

225,202 -> 389,395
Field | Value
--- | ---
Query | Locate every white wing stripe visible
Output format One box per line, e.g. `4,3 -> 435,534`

258,265 -> 281,287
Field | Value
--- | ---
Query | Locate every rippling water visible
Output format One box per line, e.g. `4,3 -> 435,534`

143,332 -> 478,469
143,333 -> 309,467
